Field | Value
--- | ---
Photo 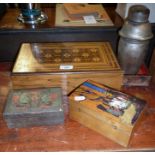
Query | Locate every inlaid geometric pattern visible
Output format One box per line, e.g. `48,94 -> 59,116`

32,46 -> 102,63
13,42 -> 121,73
31,42 -> 120,67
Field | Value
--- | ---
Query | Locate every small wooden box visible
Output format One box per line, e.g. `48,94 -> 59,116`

3,88 -> 64,128
69,80 -> 146,147
11,42 -> 123,94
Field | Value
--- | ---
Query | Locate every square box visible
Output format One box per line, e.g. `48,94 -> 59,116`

3,87 -> 64,128
69,80 -> 146,147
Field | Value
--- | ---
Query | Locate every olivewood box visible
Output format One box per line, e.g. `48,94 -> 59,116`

11,42 -> 123,95
69,80 -> 146,147
3,87 -> 64,128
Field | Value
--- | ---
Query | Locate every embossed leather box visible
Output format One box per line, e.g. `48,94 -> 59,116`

69,80 -> 146,147
11,42 -> 123,94
3,88 -> 64,128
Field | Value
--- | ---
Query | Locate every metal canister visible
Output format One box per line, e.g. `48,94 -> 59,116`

118,5 -> 153,74
17,3 -> 48,24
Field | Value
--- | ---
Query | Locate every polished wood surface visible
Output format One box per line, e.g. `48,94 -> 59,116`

1,63 -> 155,151
69,80 -> 146,147
11,42 -> 123,92
12,71 -> 123,94
13,42 -> 121,73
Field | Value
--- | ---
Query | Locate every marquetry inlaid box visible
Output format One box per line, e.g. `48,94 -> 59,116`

11,42 -> 123,94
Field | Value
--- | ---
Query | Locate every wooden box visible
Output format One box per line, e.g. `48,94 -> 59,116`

69,80 -> 146,147
3,87 -> 64,128
11,42 -> 123,94
123,65 -> 151,86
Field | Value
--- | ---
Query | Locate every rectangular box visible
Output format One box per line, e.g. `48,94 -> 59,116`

11,42 -> 123,94
123,64 -> 151,86
69,80 -> 146,147
55,4 -> 113,27
123,75 -> 151,86
3,87 -> 64,128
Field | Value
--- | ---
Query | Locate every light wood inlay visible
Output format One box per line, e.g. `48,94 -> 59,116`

12,42 -> 123,93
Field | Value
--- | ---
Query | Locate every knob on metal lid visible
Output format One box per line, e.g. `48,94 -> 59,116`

127,5 -> 150,23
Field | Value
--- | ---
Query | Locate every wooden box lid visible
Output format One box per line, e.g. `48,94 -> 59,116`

3,87 -> 64,128
69,80 -> 146,127
4,87 -> 64,115
12,42 -> 122,74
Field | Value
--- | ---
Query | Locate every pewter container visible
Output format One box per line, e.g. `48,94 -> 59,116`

118,5 -> 153,74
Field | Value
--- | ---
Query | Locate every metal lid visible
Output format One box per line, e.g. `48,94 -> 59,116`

119,5 -> 153,40
119,21 -> 153,40
128,5 -> 150,23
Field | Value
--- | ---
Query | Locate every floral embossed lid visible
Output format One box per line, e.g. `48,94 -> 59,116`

4,87 -> 63,115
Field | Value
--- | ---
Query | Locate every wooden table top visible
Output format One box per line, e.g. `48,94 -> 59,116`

0,63 -> 155,151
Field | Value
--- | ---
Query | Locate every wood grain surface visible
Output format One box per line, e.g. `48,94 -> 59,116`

12,42 -> 121,73
1,63 -> 155,151
11,42 -> 123,92
69,80 -> 147,147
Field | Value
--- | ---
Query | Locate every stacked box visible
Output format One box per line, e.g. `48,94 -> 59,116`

3,87 -> 64,128
69,80 -> 146,147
